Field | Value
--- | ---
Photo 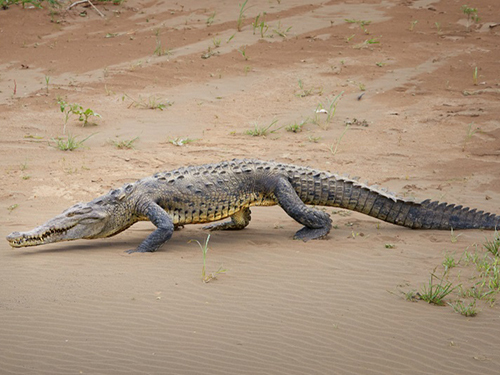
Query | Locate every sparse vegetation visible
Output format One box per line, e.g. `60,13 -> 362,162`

329,123 -> 350,156
111,137 -> 139,149
237,0 -> 251,32
402,232 -> 500,316
153,28 -> 172,57
190,234 -> 226,283
57,98 -> 101,132
168,137 -> 196,146
418,272 -> 457,306
245,119 -> 280,137
125,94 -> 173,110
295,79 -> 323,97
462,122 -> 479,152
461,5 -> 479,30
206,11 -> 216,26
450,299 -> 478,317
51,133 -> 94,151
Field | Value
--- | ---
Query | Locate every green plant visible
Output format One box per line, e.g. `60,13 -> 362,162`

449,299 -> 478,317
317,92 -> 343,124
409,20 -> 418,31
273,21 -> 292,37
462,122 -> 479,152
483,230 -> 500,257
238,45 -> 249,60
442,253 -> 458,272
206,11 -> 216,26
190,234 -> 226,283
153,28 -> 172,56
450,227 -> 463,243
44,75 -> 50,93
245,119 -> 280,136
472,66 -> 478,85
418,272 -> 457,305
51,133 -> 94,151
295,79 -> 322,97
7,204 -> 19,214
168,137 -> 196,146
125,94 -> 173,110
57,98 -> 101,130
329,123 -> 350,156
461,5 -> 479,30
237,0 -> 251,32
286,120 -> 306,133
252,12 -> 269,37
385,243 -> 395,249
435,22 -> 442,33
111,137 -> 139,149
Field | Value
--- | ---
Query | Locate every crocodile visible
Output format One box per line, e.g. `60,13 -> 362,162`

6,159 -> 500,253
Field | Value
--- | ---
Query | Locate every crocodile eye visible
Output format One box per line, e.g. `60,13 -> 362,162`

66,207 -> 92,217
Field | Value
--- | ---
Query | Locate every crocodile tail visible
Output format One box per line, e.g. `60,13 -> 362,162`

296,173 -> 500,230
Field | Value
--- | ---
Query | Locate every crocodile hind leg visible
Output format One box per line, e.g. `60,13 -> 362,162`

275,178 -> 332,241
203,207 -> 251,231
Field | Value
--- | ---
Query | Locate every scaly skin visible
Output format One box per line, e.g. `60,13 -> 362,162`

6,159 -> 500,253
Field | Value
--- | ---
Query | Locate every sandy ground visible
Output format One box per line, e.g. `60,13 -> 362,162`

1,0 -> 500,373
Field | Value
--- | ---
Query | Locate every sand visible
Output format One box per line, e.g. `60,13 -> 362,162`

1,0 -> 500,373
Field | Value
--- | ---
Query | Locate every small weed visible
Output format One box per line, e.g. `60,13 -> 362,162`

245,118 -> 280,137
409,20 -> 418,31
450,227 -> 463,243
57,98 -> 101,130
316,91 -> 343,125
153,29 -> 172,57
227,33 -> 236,43
435,22 -> 442,33
461,5 -> 479,30
308,135 -> 321,143
403,289 -> 418,302
7,204 -> 19,214
286,120 -> 306,133
252,12 -> 269,37
472,66 -> 478,85
450,299 -> 478,317
168,137 -> 196,146
329,123 -> 350,156
295,79 -> 322,98
111,137 -> 139,149
125,94 -> 173,110
273,21 -> 292,37
44,75 -> 50,93
385,243 -> 395,249
237,0 -> 251,32
51,133 -> 94,151
462,122 -> 479,152
206,11 -> 216,26
443,253 -> 459,272
212,37 -> 221,48
418,272 -> 457,305
190,234 -> 226,283
483,230 -> 500,257
238,45 -> 249,60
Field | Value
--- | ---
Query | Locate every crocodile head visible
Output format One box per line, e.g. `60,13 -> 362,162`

7,196 -> 133,248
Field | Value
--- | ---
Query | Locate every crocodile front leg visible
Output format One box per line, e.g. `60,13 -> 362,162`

275,178 -> 332,241
203,208 -> 251,231
127,202 -> 174,253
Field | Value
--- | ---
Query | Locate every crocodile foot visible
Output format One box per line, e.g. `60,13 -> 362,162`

293,226 -> 330,241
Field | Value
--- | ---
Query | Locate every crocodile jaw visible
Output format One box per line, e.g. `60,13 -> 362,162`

6,202 -> 111,249
7,224 -> 78,248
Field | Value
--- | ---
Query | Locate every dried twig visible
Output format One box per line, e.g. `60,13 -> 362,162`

68,0 -> 105,18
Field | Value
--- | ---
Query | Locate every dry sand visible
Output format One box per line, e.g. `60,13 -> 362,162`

1,0 -> 500,373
